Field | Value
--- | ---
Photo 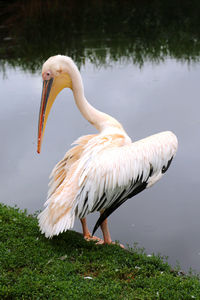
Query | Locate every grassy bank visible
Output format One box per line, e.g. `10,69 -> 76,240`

0,204 -> 200,299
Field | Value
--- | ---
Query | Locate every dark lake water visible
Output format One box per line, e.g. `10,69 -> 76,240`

1,57 -> 200,272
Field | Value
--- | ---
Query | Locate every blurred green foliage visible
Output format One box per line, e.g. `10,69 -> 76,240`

0,0 -> 200,72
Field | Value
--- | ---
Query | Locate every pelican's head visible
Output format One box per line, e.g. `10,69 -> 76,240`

37,55 -> 75,153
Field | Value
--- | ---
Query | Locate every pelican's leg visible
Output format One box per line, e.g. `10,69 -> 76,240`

80,218 -> 102,242
100,218 -> 112,244
97,216 -> 124,248
80,218 -> 90,239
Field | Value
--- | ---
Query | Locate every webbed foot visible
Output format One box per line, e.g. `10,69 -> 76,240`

96,240 -> 125,248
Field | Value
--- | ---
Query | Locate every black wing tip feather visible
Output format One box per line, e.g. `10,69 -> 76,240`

162,156 -> 174,174
92,180 -> 148,236
92,218 -> 102,236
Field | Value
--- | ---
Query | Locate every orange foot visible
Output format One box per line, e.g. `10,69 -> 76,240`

84,234 -> 103,242
96,240 -> 125,249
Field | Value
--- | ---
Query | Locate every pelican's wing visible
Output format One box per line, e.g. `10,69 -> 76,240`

48,134 -> 97,198
73,131 -> 178,234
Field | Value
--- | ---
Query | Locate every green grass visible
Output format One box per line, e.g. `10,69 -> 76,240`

0,204 -> 200,299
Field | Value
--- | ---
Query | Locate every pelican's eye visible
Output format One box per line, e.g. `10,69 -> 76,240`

43,70 -> 52,81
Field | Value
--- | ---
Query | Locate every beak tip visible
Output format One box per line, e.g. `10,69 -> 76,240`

37,143 -> 41,154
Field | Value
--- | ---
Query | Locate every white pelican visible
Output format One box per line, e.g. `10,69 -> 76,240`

37,55 -> 178,245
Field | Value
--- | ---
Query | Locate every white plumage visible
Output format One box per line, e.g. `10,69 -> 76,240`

37,55 -> 178,244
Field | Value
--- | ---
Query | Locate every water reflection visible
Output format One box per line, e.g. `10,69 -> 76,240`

1,0 -> 200,272
1,0 -> 200,72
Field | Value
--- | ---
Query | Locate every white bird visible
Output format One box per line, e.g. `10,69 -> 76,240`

37,55 -> 178,245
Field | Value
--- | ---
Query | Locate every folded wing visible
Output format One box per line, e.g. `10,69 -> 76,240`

73,131 -> 178,234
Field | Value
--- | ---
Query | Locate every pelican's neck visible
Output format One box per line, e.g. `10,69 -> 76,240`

68,64 -> 123,133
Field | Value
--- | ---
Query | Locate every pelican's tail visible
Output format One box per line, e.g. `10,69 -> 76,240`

38,177 -> 78,238
38,204 -> 75,238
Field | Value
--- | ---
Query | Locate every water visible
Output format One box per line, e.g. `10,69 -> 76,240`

1,58 -> 200,272
1,0 -> 200,272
